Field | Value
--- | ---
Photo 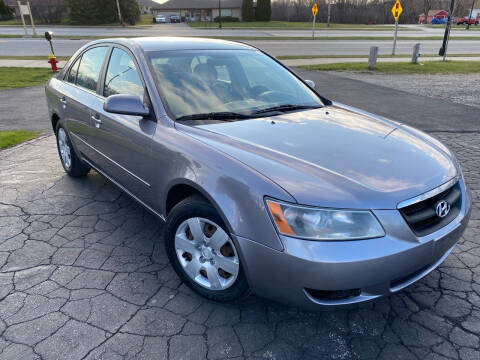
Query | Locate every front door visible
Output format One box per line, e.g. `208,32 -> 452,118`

87,47 -> 156,205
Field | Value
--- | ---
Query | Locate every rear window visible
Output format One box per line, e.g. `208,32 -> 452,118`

76,47 -> 108,92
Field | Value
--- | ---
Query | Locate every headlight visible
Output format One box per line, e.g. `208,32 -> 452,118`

266,199 -> 385,240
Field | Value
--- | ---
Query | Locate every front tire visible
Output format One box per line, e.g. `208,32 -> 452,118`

56,123 -> 90,177
164,196 -> 250,302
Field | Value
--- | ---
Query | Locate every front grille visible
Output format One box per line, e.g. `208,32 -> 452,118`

399,181 -> 462,237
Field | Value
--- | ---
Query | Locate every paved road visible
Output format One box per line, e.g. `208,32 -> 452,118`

2,69 -> 479,134
0,86 -> 48,132
2,23 -> 480,38
0,71 -> 479,360
1,37 -> 480,57
294,70 -> 480,132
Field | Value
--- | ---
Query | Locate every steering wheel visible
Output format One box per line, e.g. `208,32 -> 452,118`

210,81 -> 231,101
257,90 -> 296,103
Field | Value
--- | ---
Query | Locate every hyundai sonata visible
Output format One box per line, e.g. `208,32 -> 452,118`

45,37 -> 471,310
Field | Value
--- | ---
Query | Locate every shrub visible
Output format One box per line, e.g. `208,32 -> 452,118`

0,0 -> 14,20
214,16 -> 239,22
241,0 -> 255,21
255,0 -> 271,21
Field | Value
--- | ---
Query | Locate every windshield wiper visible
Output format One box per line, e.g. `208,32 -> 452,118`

252,104 -> 322,115
176,112 -> 253,122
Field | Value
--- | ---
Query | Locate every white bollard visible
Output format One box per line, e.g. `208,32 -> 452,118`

412,43 -> 421,64
368,46 -> 379,69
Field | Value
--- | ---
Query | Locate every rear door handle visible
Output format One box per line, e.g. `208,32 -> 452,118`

59,97 -> 67,106
91,114 -> 102,128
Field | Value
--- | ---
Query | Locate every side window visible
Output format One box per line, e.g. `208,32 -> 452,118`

67,57 -> 81,84
76,47 -> 108,92
104,48 -> 145,100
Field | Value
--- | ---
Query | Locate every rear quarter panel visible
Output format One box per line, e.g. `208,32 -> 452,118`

45,77 -> 65,132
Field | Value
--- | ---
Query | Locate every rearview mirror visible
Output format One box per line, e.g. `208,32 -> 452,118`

104,94 -> 150,117
305,80 -> 315,89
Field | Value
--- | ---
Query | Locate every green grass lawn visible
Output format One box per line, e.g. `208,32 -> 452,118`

0,67 -> 53,89
188,21 -> 401,30
277,54 -> 480,60
0,130 -> 41,149
302,61 -> 480,74
0,18 -> 21,25
137,14 -> 155,26
3,33 -> 480,41
427,24 -> 480,30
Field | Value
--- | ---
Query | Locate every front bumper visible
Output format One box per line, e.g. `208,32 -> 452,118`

235,180 -> 471,311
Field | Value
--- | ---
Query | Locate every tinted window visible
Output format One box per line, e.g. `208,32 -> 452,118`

104,48 -> 144,100
76,47 -> 108,92
67,57 -> 81,83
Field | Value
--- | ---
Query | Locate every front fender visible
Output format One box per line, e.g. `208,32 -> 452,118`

152,124 -> 295,251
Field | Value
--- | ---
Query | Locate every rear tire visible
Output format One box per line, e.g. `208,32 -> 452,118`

55,123 -> 90,177
164,196 -> 250,302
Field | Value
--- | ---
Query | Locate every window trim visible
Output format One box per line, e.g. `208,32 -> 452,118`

99,44 -> 155,120
102,46 -> 146,101
63,44 -> 110,98
62,43 -> 155,120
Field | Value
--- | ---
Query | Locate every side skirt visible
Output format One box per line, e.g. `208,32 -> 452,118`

81,157 -> 166,223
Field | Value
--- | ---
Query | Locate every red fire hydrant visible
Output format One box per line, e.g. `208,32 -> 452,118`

48,54 -> 58,72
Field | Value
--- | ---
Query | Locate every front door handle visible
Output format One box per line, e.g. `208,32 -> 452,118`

91,114 -> 102,128
59,97 -> 67,107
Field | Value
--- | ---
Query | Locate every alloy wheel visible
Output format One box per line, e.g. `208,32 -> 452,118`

57,128 -> 72,170
174,217 -> 239,290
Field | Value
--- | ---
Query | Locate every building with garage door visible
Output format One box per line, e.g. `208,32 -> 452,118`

152,0 -> 242,22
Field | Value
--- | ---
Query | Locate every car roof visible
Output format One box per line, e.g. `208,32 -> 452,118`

96,37 -> 256,52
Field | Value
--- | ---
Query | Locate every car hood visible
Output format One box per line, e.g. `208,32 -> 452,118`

181,106 -> 457,209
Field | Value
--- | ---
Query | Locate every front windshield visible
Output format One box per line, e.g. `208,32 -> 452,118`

147,49 -> 323,120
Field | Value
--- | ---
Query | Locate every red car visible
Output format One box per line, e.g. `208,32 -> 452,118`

456,15 -> 479,25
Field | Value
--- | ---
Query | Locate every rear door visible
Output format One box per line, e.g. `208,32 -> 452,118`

87,46 -> 156,205
61,46 -> 109,159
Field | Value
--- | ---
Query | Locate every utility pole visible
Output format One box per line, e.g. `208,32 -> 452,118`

218,0 -> 222,29
439,0 -> 455,61
467,0 -> 475,30
115,0 -> 122,24
327,2 -> 331,27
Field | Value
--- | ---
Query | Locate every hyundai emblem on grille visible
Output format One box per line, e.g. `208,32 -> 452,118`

435,200 -> 451,218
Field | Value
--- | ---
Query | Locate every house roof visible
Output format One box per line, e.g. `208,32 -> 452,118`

153,0 -> 242,10
137,0 -> 162,7
419,10 -> 448,17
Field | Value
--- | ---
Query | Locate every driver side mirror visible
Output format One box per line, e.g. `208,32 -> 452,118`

104,94 -> 150,117
304,80 -> 315,89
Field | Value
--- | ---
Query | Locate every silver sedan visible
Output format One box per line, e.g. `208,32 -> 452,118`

45,37 -> 471,310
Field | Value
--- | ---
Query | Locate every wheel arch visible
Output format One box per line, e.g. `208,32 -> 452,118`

51,113 -> 60,133
164,179 -> 234,235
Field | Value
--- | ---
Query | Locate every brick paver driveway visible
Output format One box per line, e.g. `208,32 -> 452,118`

0,132 -> 478,360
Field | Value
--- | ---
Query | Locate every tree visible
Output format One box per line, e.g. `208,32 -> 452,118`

256,0 -> 271,21
422,0 -> 432,23
241,0 -> 255,21
67,0 -> 139,25
0,0 -> 13,20
120,0 -> 140,25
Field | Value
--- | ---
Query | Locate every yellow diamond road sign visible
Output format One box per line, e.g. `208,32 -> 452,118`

391,0 -> 403,21
312,3 -> 318,17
